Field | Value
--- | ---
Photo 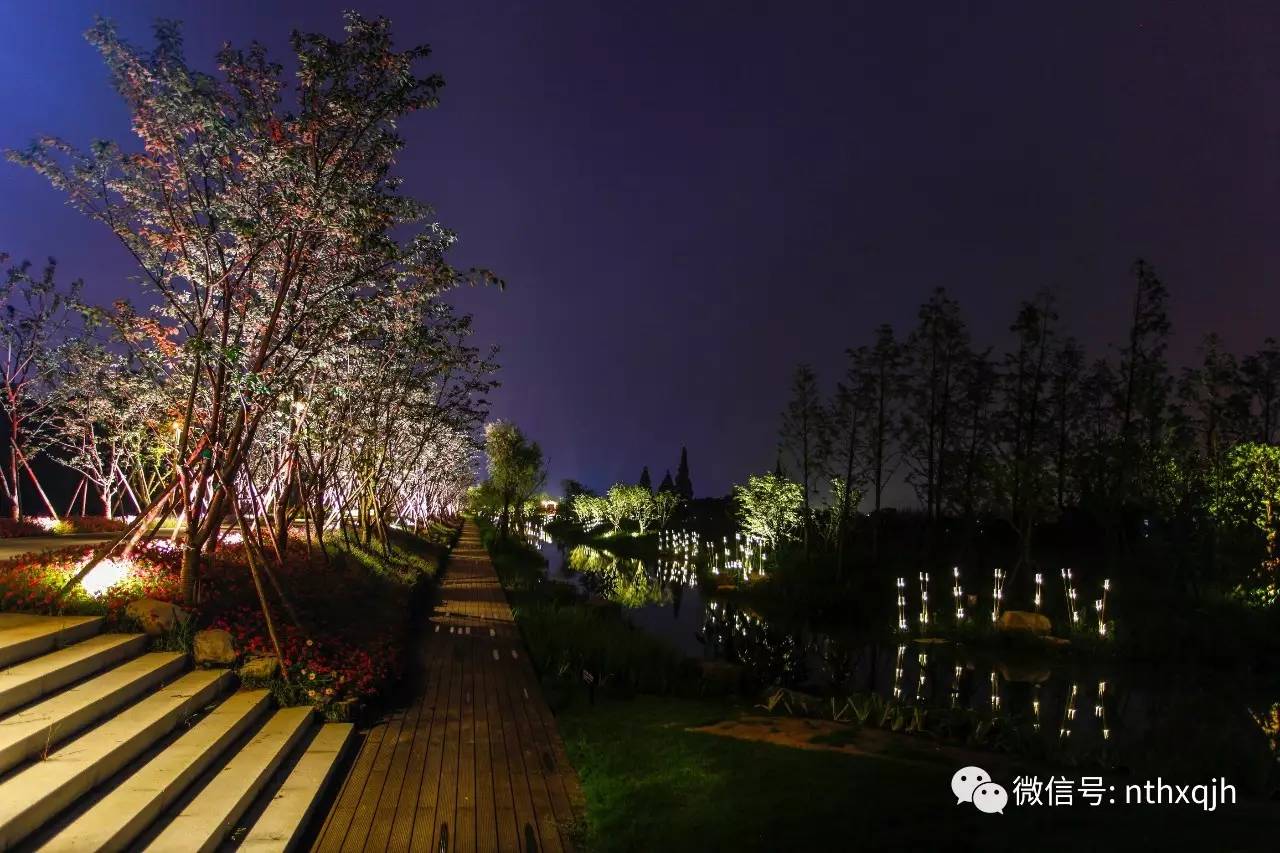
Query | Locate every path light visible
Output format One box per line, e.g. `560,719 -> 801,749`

916,651 -> 929,702
990,568 -> 1006,623
1032,684 -> 1041,731
896,577 -> 907,631
1097,680 -> 1110,739
893,644 -> 905,699
951,664 -> 962,708
917,572 -> 930,628
1060,682 -> 1078,739
989,671 -> 1001,712
952,566 -> 965,621
1061,569 -> 1079,626
1034,572 -> 1043,612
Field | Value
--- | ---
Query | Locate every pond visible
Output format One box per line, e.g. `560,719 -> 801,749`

536,537 -> 1280,795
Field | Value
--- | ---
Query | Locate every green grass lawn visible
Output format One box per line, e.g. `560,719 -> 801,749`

556,693 -> 1278,852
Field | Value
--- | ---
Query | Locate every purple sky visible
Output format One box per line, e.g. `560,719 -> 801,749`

2,2 -> 1277,497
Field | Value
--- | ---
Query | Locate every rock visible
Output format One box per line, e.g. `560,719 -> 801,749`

996,661 -> 1052,684
996,610 -> 1052,635
193,629 -> 237,666
124,598 -> 189,636
239,655 -> 280,681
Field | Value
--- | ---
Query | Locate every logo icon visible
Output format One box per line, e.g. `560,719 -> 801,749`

952,765 -> 1007,814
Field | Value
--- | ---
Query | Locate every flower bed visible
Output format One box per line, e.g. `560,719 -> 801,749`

0,516 -> 131,538
0,518 -> 47,538
0,531 -> 442,718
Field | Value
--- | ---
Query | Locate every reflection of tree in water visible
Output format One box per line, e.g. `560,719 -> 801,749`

565,545 -> 669,608
702,600 -> 806,686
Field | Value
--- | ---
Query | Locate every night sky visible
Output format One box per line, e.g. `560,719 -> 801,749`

2,1 -> 1276,498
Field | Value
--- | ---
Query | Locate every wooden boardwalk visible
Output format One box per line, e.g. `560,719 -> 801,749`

312,522 -> 584,852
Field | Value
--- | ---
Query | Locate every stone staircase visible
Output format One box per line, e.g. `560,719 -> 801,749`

0,613 -> 353,852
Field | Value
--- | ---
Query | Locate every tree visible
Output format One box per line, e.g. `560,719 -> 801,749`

734,473 -> 803,547
847,324 -> 902,557
638,466 -> 652,492
572,494 -> 609,531
0,256 -> 78,519
658,469 -> 675,493
1179,333 -> 1247,476
828,369 -> 867,573
653,490 -> 682,530
11,14 -> 497,600
674,446 -> 693,500
605,483 -> 656,533
901,289 -> 969,532
1241,338 -> 1280,445
484,422 -> 546,538
779,363 -> 830,557
995,293 -> 1057,570
1210,442 -> 1280,582
1115,259 -> 1172,509
1048,338 -> 1085,510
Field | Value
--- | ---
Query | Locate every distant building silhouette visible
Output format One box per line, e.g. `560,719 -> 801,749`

675,446 -> 693,500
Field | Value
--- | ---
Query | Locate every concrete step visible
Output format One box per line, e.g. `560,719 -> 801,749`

0,652 -> 186,774
143,706 -> 314,853
239,722 -> 354,852
0,668 -> 231,851
36,687 -> 267,853
0,615 -> 104,668
0,633 -> 148,715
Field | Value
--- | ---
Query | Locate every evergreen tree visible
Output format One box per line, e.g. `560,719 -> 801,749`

675,446 -> 693,500
638,466 -> 652,492
658,470 -> 675,493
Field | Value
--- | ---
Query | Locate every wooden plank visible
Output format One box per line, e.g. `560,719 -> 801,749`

310,521 -> 581,852
407,628 -> 454,852
428,629 -> 464,852
478,620 -> 518,852
311,720 -> 385,851
338,708 -> 405,853
384,621 -> 449,853
454,621 -> 478,853
361,689 -> 424,851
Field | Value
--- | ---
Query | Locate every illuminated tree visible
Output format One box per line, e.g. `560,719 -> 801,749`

734,472 -> 803,547
1210,442 -> 1280,581
0,256 -> 79,519
483,422 -> 545,538
12,15 -> 496,598
653,490 -> 682,530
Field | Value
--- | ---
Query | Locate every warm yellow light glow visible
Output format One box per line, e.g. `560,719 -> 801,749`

81,558 -> 131,597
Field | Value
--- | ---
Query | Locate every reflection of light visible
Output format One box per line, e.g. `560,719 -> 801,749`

81,558 -> 131,597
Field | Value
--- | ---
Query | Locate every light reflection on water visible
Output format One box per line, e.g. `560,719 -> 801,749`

537,538 -> 1280,792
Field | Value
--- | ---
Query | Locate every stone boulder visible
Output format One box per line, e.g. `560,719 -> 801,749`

239,655 -> 280,681
193,629 -> 237,666
996,610 -> 1052,635
995,661 -> 1052,684
125,598 -> 189,636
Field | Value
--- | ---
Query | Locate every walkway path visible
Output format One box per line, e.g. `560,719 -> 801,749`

312,521 -> 584,852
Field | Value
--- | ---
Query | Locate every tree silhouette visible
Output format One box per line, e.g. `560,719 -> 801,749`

638,466 -> 652,492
